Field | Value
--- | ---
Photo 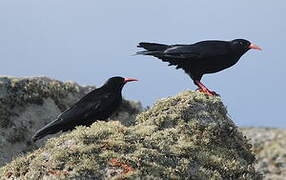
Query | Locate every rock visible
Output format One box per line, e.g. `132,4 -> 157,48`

241,127 -> 286,180
0,91 -> 262,179
0,76 -> 142,167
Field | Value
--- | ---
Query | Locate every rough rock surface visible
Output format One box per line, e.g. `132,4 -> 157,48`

0,76 -> 142,167
0,91 -> 262,180
241,128 -> 286,180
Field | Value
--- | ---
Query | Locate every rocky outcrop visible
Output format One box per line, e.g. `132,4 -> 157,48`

0,76 -> 142,167
241,128 -> 286,180
0,91 -> 262,179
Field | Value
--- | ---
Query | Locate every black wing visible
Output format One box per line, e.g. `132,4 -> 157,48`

32,89 -> 115,142
54,90 -> 115,127
164,41 -> 229,59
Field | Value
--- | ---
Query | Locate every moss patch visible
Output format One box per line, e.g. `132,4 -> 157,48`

0,76 -> 87,128
0,91 -> 262,179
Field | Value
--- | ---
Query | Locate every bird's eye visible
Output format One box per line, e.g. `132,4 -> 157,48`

239,42 -> 243,45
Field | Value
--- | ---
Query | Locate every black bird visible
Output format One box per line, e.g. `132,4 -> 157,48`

136,39 -> 261,95
32,76 -> 138,142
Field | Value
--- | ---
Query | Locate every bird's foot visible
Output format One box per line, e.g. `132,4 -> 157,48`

196,88 -> 219,96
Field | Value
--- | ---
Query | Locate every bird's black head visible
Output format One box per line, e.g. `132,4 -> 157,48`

103,76 -> 138,91
230,39 -> 262,55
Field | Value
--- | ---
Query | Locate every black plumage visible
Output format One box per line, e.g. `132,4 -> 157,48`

137,39 -> 261,95
32,76 -> 137,142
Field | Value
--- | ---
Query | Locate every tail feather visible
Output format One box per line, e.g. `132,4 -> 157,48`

135,50 -> 163,56
136,42 -> 169,56
32,120 -> 62,142
137,42 -> 168,51
136,42 -> 189,71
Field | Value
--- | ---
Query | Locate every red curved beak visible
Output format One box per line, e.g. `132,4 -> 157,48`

124,78 -> 138,83
249,43 -> 262,50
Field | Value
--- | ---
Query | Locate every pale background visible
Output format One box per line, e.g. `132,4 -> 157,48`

0,1 -> 285,127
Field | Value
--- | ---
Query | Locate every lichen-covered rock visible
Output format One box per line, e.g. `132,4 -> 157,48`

0,91 -> 262,180
0,76 -> 142,167
241,127 -> 286,180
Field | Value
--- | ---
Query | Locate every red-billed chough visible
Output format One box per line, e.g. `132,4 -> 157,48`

32,76 -> 137,142
136,39 -> 261,95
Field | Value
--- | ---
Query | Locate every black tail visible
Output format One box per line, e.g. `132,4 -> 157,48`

136,42 -> 169,56
138,42 -> 168,51
32,120 -> 62,142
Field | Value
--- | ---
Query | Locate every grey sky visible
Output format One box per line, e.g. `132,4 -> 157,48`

0,1 -> 285,127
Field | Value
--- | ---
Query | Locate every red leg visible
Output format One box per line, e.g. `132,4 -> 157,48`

194,80 -> 217,96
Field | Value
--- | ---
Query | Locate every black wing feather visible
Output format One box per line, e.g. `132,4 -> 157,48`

32,90 -> 114,142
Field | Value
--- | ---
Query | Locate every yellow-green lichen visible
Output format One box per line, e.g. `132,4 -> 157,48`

241,127 -> 286,179
0,77 -> 86,129
0,91 -> 262,179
